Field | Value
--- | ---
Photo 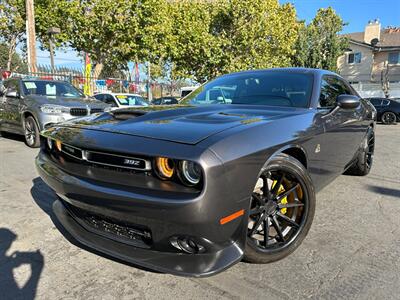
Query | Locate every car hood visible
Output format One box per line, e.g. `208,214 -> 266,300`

59,104 -> 308,145
27,95 -> 107,107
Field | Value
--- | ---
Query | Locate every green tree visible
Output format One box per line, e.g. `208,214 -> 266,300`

0,0 -> 25,71
169,0 -> 299,82
292,7 -> 348,71
41,0 -> 172,77
0,43 -> 28,72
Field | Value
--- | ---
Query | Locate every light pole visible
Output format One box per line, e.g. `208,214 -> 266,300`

47,27 -> 61,73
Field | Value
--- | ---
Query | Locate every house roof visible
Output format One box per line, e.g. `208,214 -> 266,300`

344,28 -> 400,49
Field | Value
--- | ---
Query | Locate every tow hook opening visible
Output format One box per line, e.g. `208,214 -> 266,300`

170,236 -> 206,254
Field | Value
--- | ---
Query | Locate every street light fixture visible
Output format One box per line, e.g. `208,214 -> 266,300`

47,27 -> 61,73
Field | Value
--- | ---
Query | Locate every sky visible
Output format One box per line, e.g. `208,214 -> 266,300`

33,0 -> 400,68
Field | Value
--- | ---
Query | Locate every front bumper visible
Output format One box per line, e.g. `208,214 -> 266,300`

38,113 -> 78,131
35,150 -> 247,277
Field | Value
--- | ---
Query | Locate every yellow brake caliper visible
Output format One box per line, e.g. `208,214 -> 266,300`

272,180 -> 288,214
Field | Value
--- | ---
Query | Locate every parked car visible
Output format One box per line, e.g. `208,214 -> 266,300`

93,92 -> 148,109
37,68 -> 376,277
151,96 -> 178,105
366,97 -> 400,124
0,78 -> 108,147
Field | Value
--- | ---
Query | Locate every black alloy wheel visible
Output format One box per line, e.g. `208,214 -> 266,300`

24,116 -> 40,148
365,130 -> 375,171
244,154 -> 315,263
381,111 -> 397,125
345,127 -> 375,176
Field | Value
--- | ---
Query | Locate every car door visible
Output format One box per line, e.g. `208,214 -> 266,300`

2,79 -> 23,132
315,75 -> 364,182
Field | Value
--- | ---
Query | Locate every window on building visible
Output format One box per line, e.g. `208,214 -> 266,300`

388,52 -> 400,64
348,52 -> 362,64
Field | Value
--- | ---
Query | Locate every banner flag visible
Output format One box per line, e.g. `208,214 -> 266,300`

84,54 -> 92,95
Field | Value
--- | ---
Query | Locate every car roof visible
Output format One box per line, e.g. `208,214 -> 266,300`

220,67 -> 338,78
96,92 -> 142,96
5,78 -> 68,83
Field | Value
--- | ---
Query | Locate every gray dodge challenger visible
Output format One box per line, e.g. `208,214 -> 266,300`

36,68 -> 376,277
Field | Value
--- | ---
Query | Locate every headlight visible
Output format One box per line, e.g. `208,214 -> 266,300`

40,104 -> 69,114
47,137 -> 53,150
179,160 -> 202,186
154,157 -> 175,180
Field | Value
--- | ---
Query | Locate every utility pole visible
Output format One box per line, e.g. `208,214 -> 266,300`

147,62 -> 153,102
26,0 -> 37,73
47,27 -> 61,73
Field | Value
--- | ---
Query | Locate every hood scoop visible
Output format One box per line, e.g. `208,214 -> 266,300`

110,109 -> 148,120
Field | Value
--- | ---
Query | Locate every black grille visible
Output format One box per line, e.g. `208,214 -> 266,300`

70,108 -> 88,116
66,203 -> 152,248
87,151 -> 149,170
90,108 -> 104,114
61,144 -> 83,160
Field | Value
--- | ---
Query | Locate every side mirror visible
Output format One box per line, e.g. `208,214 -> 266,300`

336,94 -> 360,109
6,91 -> 19,98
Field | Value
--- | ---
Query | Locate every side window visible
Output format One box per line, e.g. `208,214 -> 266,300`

336,78 -> 354,95
105,95 -> 117,107
370,99 -> 382,106
94,94 -> 104,101
3,80 -> 20,99
319,76 -> 341,108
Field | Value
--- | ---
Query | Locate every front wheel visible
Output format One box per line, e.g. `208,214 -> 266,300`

244,154 -> 316,264
24,116 -> 40,148
345,127 -> 374,176
381,111 -> 397,125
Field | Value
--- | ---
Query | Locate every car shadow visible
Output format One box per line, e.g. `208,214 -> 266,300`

0,228 -> 44,300
366,185 -> 400,199
0,131 -> 25,143
30,177 -> 160,274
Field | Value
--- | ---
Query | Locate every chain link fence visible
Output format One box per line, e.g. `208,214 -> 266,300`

1,65 -> 185,99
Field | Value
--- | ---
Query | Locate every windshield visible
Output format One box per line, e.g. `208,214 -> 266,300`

182,72 -> 314,108
115,94 -> 149,106
22,80 -> 84,97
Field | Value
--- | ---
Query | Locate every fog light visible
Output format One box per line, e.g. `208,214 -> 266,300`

154,157 -> 175,180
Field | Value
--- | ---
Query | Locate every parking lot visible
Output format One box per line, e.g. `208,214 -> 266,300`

0,125 -> 399,300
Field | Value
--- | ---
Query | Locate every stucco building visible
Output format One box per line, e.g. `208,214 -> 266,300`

337,20 -> 400,84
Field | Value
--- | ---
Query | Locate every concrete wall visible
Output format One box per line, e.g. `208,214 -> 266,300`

352,82 -> 400,98
338,44 -> 374,82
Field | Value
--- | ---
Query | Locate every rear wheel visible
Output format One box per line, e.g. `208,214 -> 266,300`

381,111 -> 397,124
24,116 -> 40,148
345,127 -> 374,176
244,154 -> 315,263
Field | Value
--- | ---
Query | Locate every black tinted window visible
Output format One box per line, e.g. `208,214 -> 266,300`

94,94 -> 104,101
5,80 -> 19,93
319,76 -> 351,108
369,99 -> 382,106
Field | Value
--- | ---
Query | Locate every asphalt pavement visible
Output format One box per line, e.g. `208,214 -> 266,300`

0,125 -> 399,300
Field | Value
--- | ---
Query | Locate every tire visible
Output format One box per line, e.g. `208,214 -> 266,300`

24,116 -> 40,148
345,127 -> 374,176
244,153 -> 316,264
381,111 -> 397,125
